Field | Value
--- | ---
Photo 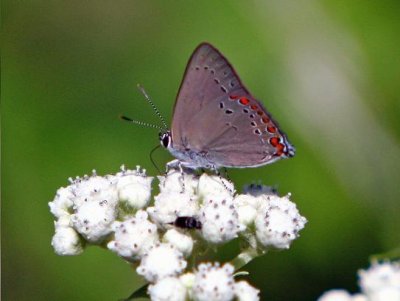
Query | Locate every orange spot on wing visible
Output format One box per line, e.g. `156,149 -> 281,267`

250,105 -> 258,110
269,137 -> 279,147
261,116 -> 270,124
275,143 -> 285,156
267,126 -> 277,133
239,97 -> 250,105
276,143 -> 285,152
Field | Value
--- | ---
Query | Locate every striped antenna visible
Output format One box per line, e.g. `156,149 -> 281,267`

136,84 -> 169,131
120,84 -> 169,132
119,115 -> 164,131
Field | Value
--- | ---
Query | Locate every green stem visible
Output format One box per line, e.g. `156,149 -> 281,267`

230,247 -> 261,271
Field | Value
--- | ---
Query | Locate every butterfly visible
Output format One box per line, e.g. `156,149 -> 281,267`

158,42 -> 295,170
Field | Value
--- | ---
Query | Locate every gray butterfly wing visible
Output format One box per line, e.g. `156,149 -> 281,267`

186,93 -> 293,168
171,43 -> 248,145
171,43 -> 294,168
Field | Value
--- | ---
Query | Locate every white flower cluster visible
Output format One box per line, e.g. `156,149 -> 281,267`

147,262 -> 260,301
146,170 -> 306,250
49,166 -> 153,255
49,165 -> 307,300
318,261 -> 400,301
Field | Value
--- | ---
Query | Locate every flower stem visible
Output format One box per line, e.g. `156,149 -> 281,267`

230,247 -> 261,271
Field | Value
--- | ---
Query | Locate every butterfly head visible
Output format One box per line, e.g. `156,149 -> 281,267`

159,131 -> 172,149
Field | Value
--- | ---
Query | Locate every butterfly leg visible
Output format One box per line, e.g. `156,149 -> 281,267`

214,167 -> 234,194
222,167 -> 233,184
178,161 -> 186,193
166,159 -> 181,172
163,160 -> 178,189
165,160 -> 186,192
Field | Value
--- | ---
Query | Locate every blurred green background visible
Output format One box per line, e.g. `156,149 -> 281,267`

3,1 -> 400,300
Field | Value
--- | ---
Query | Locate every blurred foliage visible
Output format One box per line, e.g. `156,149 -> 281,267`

2,1 -> 400,300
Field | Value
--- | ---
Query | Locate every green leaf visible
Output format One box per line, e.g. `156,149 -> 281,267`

120,284 -> 149,301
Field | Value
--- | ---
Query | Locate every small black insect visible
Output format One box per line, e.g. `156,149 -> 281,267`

172,216 -> 202,230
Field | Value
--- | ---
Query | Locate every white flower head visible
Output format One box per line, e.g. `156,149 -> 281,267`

198,173 -> 235,200
69,172 -> 118,208
51,217 -> 83,256
137,243 -> 187,282
148,276 -> 187,301
107,210 -> 159,261
163,229 -> 194,257
255,194 -> 307,249
359,261 -> 400,301
49,165 -> 308,301
352,295 -> 368,301
71,198 -> 117,243
317,290 -> 361,301
180,272 -> 195,289
192,262 -> 235,301
148,192 -> 199,226
234,281 -> 260,301
234,184 -> 280,228
115,165 -> 153,210
233,194 -> 260,226
158,169 -> 199,195
199,196 -> 244,244
49,186 -> 74,218
49,170 -> 121,247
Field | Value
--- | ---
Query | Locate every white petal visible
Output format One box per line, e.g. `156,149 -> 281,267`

148,191 -> 199,226
136,243 -> 187,282
107,210 -> 159,261
359,262 -> 400,298
71,199 -> 117,243
51,226 -> 83,256
317,290 -> 355,301
49,186 -> 74,218
163,229 -> 194,257
148,277 -> 187,301
192,262 -> 235,301
234,281 -> 260,301
116,166 -> 153,210
198,174 -> 234,200
234,194 -> 260,226
255,194 -> 306,249
200,196 -> 244,244
158,169 -> 199,195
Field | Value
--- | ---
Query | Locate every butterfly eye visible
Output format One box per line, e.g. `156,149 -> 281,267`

160,132 -> 172,148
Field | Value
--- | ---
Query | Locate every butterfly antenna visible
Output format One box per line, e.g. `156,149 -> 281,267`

149,144 -> 162,173
120,115 -> 164,130
137,84 -> 169,131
